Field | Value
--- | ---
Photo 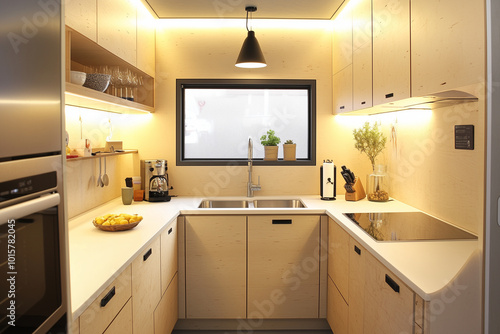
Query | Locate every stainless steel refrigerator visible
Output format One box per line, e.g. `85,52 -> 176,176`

0,0 -> 69,333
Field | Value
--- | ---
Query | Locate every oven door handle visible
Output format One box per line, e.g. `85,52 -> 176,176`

0,193 -> 60,223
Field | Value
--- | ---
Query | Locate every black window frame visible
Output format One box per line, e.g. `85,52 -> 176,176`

176,78 -> 316,166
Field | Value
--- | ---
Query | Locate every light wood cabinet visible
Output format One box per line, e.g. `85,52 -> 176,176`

332,4 -> 353,75
348,238 -> 366,334
65,0 -> 97,42
328,219 -> 350,301
136,4 -> 156,77
161,223 -> 178,295
327,276 -> 348,334
97,0 -> 137,66
363,251 -> 415,334
132,238 -> 161,334
103,299 -> 133,334
154,273 -> 179,334
185,216 -> 247,318
372,0 -> 410,106
411,0 -> 485,96
247,215 -> 320,318
333,65 -> 353,114
80,266 -> 132,334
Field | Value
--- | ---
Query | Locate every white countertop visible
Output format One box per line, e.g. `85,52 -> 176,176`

68,195 -> 478,319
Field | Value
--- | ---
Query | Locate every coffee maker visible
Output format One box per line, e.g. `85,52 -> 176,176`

142,159 -> 171,202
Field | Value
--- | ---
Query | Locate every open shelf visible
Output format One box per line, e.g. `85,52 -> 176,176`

66,149 -> 138,161
65,27 -> 154,114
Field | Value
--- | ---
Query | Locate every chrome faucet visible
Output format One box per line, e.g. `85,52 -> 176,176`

247,138 -> 261,197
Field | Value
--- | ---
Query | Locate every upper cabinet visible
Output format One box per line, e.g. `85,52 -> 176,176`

136,4 -> 156,77
65,0 -> 97,42
332,4 -> 353,75
372,0 -> 410,106
411,0 -> 485,96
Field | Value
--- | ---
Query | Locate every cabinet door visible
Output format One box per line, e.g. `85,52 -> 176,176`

363,252 -> 415,334
136,4 -> 156,77
154,273 -> 178,334
103,298 -> 133,334
132,238 -> 161,334
248,215 -> 320,318
332,4 -> 353,75
348,238 -> 366,334
352,0 -> 373,110
185,216 -> 246,318
161,222 -> 178,295
372,0 -> 410,105
80,266 -> 132,334
328,219 -> 350,302
98,0 -> 137,66
333,65 -> 353,114
65,0 -> 97,42
327,276 -> 348,334
411,0 -> 485,96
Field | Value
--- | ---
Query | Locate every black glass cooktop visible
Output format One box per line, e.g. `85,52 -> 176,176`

343,212 -> 477,242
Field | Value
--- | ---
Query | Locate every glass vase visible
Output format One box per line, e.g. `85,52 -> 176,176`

367,164 -> 390,202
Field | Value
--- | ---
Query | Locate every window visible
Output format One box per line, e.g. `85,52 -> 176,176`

176,79 -> 316,166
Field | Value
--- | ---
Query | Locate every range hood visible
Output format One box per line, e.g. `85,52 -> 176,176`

344,90 -> 478,115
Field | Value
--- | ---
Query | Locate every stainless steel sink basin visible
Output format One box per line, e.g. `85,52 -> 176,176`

198,200 -> 250,208
198,199 -> 306,208
252,199 -> 306,208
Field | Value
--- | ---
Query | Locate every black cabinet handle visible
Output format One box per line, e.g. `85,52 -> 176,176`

143,248 -> 152,261
100,287 -> 115,307
354,245 -> 361,255
272,219 -> 292,224
361,101 -> 366,105
340,106 -> 345,110
385,93 -> 394,99
385,274 -> 400,293
168,227 -> 173,235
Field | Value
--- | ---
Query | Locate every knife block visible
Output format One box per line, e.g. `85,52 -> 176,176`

345,177 -> 366,201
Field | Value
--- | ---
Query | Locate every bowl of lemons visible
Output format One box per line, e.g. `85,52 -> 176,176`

93,213 -> 143,231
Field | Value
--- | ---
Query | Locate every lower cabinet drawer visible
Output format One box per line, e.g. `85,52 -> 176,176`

103,298 -> 132,334
80,265 -> 132,334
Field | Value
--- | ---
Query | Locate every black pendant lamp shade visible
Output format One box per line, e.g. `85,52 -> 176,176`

235,6 -> 267,68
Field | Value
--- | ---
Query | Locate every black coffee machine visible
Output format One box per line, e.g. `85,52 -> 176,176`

143,159 -> 171,202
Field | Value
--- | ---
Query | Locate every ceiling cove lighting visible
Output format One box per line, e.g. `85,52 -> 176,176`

235,6 -> 267,68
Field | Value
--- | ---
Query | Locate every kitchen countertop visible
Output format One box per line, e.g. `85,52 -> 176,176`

68,195 -> 479,320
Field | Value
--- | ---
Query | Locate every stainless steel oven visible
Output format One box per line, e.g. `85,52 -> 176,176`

0,156 -> 68,333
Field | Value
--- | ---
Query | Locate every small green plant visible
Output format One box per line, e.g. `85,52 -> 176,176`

260,129 -> 281,146
353,122 -> 387,171
284,139 -> 295,144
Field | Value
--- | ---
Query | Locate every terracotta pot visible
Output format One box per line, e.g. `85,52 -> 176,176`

283,144 -> 296,161
264,145 -> 279,160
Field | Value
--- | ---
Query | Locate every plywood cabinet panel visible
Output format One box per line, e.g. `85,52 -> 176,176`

333,65 -> 353,114
97,0 -> 137,66
411,0 -> 485,96
185,216 -> 247,318
327,276 -> 348,334
372,0 -> 410,105
103,298 -> 133,334
136,4 -> 156,77
248,215 -> 320,318
348,238 -> 366,334
65,0 -> 97,42
333,5 -> 353,75
132,238 -> 161,334
328,219 -> 350,301
161,222 -> 178,295
154,273 -> 178,334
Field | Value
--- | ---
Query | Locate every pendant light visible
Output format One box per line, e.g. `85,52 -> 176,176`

235,6 -> 267,68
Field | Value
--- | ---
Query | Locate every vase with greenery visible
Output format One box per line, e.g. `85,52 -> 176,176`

353,122 -> 389,201
283,139 -> 296,161
260,129 -> 281,160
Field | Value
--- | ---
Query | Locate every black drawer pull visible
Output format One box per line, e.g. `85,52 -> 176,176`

100,286 -> 115,307
385,274 -> 400,293
361,101 -> 366,105
340,105 -> 345,110
168,227 -> 173,235
272,219 -> 292,224
143,248 -> 152,261
354,245 -> 361,255
385,93 -> 394,99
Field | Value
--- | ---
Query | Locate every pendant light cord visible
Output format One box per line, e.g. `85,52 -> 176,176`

246,10 -> 251,32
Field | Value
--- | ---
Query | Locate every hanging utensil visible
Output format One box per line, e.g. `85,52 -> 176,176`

97,157 -> 103,187
102,157 -> 109,186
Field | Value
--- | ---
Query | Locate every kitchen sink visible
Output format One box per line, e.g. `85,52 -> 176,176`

252,199 -> 306,208
198,199 -> 306,208
198,200 -> 250,208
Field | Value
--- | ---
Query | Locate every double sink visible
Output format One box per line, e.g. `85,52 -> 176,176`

198,199 -> 306,209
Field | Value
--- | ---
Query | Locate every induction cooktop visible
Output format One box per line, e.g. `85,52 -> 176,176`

343,212 -> 477,242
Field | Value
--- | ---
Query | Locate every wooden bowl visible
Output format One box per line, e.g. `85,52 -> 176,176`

92,217 -> 142,232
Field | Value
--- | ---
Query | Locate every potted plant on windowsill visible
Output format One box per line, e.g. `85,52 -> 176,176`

283,139 -> 296,161
260,129 -> 281,161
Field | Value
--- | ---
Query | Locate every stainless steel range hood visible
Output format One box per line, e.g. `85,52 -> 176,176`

344,90 -> 478,115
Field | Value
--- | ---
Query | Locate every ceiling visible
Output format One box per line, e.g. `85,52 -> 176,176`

144,0 -> 345,20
